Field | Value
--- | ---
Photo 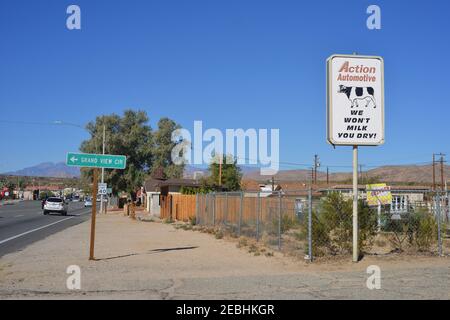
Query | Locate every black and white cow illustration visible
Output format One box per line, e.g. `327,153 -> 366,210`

338,85 -> 376,108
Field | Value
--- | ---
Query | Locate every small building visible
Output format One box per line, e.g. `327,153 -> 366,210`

144,172 -> 200,217
319,185 -> 432,214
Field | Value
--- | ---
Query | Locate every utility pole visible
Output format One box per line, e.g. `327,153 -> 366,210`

314,155 -> 320,185
326,167 -> 329,186
433,154 -> 436,191
433,153 -> 445,191
271,176 -> 275,191
359,164 -> 364,185
440,154 -> 446,192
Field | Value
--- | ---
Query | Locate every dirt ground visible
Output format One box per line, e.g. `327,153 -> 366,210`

0,212 -> 449,299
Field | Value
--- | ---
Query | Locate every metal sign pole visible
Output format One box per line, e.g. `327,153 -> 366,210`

352,146 -> 359,262
377,199 -> 382,233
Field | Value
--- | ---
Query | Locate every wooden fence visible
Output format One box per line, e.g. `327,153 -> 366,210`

160,193 -> 301,224
197,194 -> 300,226
160,194 -> 196,222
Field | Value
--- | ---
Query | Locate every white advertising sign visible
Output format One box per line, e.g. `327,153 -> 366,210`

327,54 -> 384,146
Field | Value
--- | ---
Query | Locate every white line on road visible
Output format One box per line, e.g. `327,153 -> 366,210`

0,211 -> 90,245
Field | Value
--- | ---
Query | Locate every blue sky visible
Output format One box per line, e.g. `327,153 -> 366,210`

0,0 -> 449,173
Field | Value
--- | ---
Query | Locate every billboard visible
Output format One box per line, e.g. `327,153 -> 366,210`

327,54 -> 384,146
366,183 -> 392,206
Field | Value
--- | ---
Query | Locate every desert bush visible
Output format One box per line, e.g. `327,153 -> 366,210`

270,213 -> 298,236
383,208 -> 438,252
301,210 -> 331,257
408,209 -> 438,251
163,218 -> 174,224
215,229 -> 224,239
237,237 -> 248,248
321,193 -> 377,254
301,192 -> 378,256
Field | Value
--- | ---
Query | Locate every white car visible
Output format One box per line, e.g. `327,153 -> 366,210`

84,198 -> 93,207
43,197 -> 68,216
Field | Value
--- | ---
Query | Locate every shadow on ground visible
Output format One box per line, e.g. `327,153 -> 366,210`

94,246 -> 199,261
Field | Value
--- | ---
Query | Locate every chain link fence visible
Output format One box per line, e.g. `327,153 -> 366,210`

195,190 -> 450,261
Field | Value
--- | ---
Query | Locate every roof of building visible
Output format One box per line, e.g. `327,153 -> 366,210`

320,185 -> 431,192
144,178 -> 200,192
24,185 -> 64,191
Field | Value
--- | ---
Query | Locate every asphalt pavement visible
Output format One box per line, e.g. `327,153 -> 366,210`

0,200 -> 93,257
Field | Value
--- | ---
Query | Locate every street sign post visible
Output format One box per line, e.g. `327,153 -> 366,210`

66,152 -> 127,169
89,169 -> 98,261
327,54 -> 385,263
98,183 -> 107,195
367,183 -> 392,232
66,152 -> 126,261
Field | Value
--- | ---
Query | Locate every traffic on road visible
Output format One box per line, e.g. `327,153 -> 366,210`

0,200 -> 95,258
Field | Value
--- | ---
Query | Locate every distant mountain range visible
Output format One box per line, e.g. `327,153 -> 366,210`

3,162 -> 80,178
244,164 -> 450,185
3,162 -> 448,185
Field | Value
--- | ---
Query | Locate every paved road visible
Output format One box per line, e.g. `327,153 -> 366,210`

0,201 -> 93,257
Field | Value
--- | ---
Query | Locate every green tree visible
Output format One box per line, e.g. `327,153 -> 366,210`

80,110 -> 153,198
208,154 -> 242,191
152,118 -> 185,179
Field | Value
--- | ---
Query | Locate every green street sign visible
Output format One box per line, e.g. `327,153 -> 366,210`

66,152 -> 127,169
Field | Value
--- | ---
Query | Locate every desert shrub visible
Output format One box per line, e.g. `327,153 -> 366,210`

301,210 -> 331,257
215,229 -> 224,239
302,192 -> 378,256
189,216 -> 196,226
270,213 -> 298,235
382,213 -> 409,251
248,244 -> 258,254
407,210 -> 438,251
357,200 -> 379,250
383,208 -> 438,252
237,237 -> 248,248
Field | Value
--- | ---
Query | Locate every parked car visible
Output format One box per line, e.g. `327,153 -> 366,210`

43,197 -> 68,216
84,198 -> 93,207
